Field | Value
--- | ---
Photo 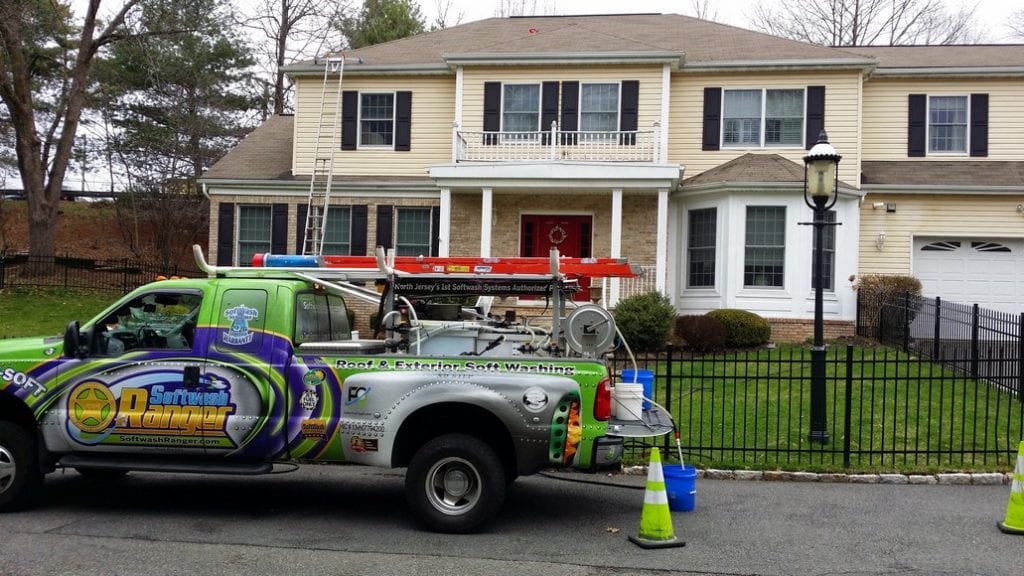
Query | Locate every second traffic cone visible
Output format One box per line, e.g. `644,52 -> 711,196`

628,448 -> 686,549
998,440 -> 1024,535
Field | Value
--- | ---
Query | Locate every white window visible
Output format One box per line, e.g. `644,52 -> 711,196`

723,89 -> 804,148
395,207 -> 431,256
359,93 -> 395,147
687,208 -> 717,288
580,83 -> 619,140
502,84 -> 540,136
237,205 -> 271,266
744,206 -> 786,288
928,95 -> 968,154
322,207 -> 352,255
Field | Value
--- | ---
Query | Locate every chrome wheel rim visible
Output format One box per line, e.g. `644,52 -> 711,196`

425,456 -> 481,516
0,445 -> 16,495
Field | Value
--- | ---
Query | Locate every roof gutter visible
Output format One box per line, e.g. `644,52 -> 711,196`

680,57 -> 877,73
677,181 -> 864,198
862,183 -> 1024,194
283,62 -> 452,77
443,51 -> 685,68
870,66 -> 1024,78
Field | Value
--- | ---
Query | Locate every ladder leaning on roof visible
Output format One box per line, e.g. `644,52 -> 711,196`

302,55 -> 345,256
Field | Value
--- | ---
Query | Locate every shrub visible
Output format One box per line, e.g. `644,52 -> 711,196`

706,309 -> 771,348
855,274 -> 923,337
673,314 -> 727,352
612,291 -> 676,352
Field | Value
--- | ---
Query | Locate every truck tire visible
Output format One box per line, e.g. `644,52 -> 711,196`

0,422 -> 43,512
405,434 -> 506,533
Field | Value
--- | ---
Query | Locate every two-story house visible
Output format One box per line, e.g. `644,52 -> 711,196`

200,14 -> 1024,340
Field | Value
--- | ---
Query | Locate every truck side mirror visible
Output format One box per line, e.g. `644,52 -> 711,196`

64,321 -> 85,359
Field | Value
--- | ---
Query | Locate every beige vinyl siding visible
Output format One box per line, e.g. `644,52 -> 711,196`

668,71 -> 862,186
858,194 -> 1024,275
863,78 -> 1024,161
460,66 -> 664,135
293,75 -> 454,177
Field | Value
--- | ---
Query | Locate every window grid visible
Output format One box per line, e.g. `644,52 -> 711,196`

811,210 -> 836,291
395,207 -> 431,256
687,208 -> 717,288
502,84 -> 541,133
723,88 -> 804,148
744,206 -> 786,288
237,205 -> 272,266
321,207 -> 352,255
360,93 -> 394,147
928,95 -> 967,153
580,83 -> 619,140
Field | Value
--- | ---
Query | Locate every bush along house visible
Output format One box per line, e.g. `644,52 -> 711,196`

200,14 -> 1024,339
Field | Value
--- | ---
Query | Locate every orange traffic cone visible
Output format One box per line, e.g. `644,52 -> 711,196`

628,448 -> 686,549
998,440 -> 1024,535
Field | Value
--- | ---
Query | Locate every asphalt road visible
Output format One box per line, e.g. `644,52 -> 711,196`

0,465 -> 1018,576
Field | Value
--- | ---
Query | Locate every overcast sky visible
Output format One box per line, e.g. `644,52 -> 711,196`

421,0 -> 1021,43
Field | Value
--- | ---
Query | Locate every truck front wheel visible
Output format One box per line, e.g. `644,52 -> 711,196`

405,434 -> 506,533
0,422 -> 42,512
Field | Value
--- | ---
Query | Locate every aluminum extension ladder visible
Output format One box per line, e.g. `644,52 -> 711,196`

301,56 -> 344,255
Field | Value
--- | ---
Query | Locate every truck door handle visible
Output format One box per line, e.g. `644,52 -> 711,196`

183,365 -> 201,388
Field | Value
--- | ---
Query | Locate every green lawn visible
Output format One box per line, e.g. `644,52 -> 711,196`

0,287 -> 115,338
628,345 -> 1024,473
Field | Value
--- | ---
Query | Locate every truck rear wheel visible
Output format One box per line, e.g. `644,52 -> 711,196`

405,434 -> 506,533
0,422 -> 42,512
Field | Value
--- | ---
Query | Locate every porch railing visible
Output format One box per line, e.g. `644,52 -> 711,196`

454,122 -> 661,163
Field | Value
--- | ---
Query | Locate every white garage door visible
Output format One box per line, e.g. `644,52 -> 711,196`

913,238 -> 1024,313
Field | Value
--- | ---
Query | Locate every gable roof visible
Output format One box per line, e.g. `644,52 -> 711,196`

682,154 -> 806,187
203,114 -> 295,181
285,14 -> 874,74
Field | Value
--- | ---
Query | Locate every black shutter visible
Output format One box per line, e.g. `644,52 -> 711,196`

560,81 -> 579,145
375,205 -> 393,249
970,93 -> 988,157
351,205 -> 368,256
216,202 -> 234,266
619,80 -> 639,145
805,86 -> 826,149
541,81 -> 559,145
271,204 -> 288,255
702,87 -> 721,151
395,91 -> 412,151
908,94 -> 927,157
342,91 -> 358,150
430,206 -> 441,257
483,82 -> 501,145
295,204 -> 308,253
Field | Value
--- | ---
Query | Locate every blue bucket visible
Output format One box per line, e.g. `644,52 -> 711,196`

621,369 -> 654,409
663,464 -> 697,512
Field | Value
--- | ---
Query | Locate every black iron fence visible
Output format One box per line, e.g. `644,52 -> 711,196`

609,344 -> 1023,470
0,254 -> 200,293
860,293 -> 1023,397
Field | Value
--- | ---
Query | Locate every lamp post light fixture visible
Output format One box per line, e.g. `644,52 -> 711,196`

803,130 -> 841,444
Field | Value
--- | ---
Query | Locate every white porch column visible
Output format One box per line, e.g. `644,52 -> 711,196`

480,187 -> 493,257
656,188 -> 669,293
438,188 -> 452,257
610,188 -> 623,305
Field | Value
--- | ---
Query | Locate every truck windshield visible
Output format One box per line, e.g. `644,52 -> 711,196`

294,292 -> 351,345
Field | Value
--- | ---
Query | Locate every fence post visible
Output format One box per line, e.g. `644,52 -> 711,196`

933,297 -> 941,360
1018,313 -> 1023,404
855,289 -> 861,336
122,258 -> 129,293
663,346 -> 674,455
843,344 -> 853,468
971,304 -> 980,380
902,291 -> 911,352
0,256 -> 5,289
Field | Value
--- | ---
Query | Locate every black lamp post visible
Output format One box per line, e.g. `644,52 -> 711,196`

803,130 -> 841,444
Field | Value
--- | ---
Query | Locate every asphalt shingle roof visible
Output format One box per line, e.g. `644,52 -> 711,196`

682,154 -> 806,187
847,45 -> 1024,69
204,114 -> 295,181
862,161 -> 1024,187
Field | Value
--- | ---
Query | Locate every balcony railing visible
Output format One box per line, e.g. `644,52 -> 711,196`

454,122 -> 661,163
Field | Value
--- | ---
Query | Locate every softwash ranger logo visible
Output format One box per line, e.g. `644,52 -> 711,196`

67,380 -> 236,447
223,305 -> 259,346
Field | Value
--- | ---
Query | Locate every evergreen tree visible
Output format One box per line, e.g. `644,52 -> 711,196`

339,0 -> 426,49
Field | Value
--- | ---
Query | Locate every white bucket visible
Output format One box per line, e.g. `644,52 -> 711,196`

613,383 -> 645,420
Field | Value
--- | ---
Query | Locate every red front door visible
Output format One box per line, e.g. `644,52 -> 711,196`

521,214 -> 592,301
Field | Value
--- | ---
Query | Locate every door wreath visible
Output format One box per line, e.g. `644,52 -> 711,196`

547,225 -> 567,245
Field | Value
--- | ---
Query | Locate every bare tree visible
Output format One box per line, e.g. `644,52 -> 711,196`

431,0 -> 464,30
1010,9 -> 1024,39
0,0 -> 145,259
494,0 -> 556,17
239,0 -> 349,117
748,0 -> 980,46
687,0 -> 719,22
